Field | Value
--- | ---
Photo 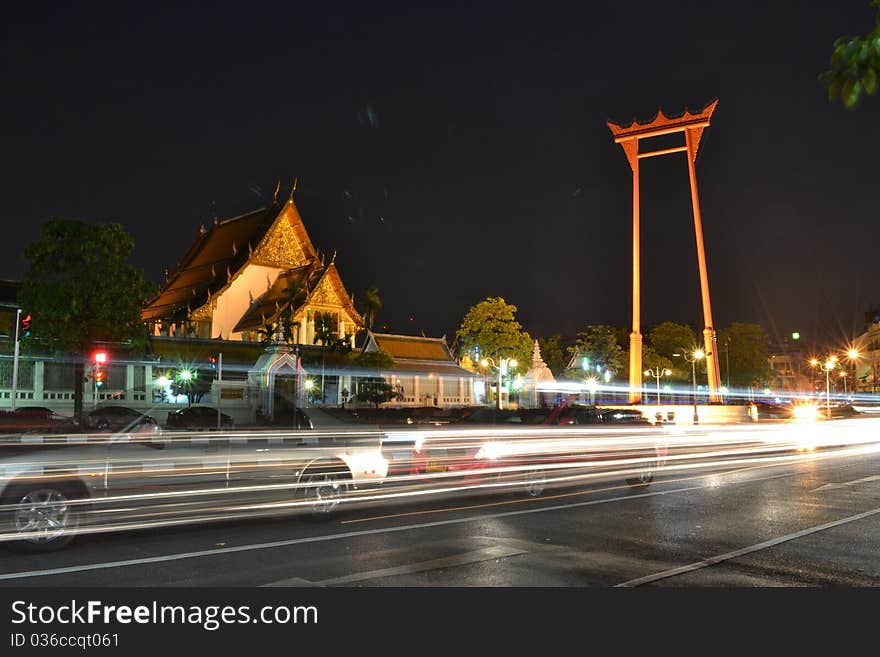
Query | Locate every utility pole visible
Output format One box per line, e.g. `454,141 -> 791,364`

11,309 -> 21,412
216,352 -> 223,429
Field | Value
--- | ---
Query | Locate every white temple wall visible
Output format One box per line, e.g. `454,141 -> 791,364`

212,264 -> 283,340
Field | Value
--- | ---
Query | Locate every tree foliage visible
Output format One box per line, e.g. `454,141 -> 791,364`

642,345 -> 674,373
567,325 -> 625,379
355,349 -> 395,370
647,322 -> 699,361
356,378 -> 397,408
19,218 -> 156,421
820,1 -> 880,109
717,323 -> 773,388
537,334 -> 569,376
360,286 -> 382,330
456,297 -> 532,370
20,219 -> 155,352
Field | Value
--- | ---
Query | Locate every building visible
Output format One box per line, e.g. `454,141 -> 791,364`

143,189 -> 363,345
0,187 -> 479,422
852,309 -> 880,393
361,331 -> 476,407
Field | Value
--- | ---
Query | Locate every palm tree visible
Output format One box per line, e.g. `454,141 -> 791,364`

360,286 -> 382,330
256,319 -> 278,345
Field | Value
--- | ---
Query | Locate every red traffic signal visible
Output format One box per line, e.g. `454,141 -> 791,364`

93,351 -> 107,364
19,313 -> 32,338
209,355 -> 217,369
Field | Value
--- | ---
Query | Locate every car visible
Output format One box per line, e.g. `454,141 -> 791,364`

0,407 -> 78,434
166,406 -> 234,430
409,403 -> 667,496
87,406 -> 159,433
0,426 -> 389,552
596,408 -> 654,425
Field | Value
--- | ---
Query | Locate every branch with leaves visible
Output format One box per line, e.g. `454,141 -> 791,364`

820,1 -> 880,108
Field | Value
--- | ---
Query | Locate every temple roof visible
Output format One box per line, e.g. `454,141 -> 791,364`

232,263 -> 320,333
142,198 -> 321,322
143,206 -> 276,321
365,331 -> 454,361
362,331 -> 476,378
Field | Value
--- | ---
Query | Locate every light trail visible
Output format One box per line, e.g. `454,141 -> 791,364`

1,417 -> 879,548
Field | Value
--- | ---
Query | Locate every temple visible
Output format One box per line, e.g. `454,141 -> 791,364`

143,187 -> 363,346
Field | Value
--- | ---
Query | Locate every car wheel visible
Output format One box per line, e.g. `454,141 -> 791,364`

625,469 -> 654,489
96,418 -> 111,431
524,468 -> 547,497
3,483 -> 84,553
301,470 -> 350,517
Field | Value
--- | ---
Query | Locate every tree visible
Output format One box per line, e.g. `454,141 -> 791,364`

352,350 -> 396,407
355,378 -> 396,408
19,219 -> 156,423
643,322 -> 700,383
717,323 -> 773,388
170,368 -> 211,406
567,325 -> 626,380
360,286 -> 382,330
820,1 -> 880,109
456,297 -> 532,368
642,345 -> 673,373
355,349 -> 394,370
647,322 -> 699,360
537,334 -> 569,376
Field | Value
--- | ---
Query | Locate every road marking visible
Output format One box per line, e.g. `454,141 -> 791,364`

811,475 -> 880,492
615,506 -> 880,587
263,545 -> 526,587
0,470 -> 800,582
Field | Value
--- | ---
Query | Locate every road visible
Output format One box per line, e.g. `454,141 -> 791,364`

2,424 -> 879,587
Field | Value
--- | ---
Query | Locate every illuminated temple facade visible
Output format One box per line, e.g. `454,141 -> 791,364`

143,192 -> 363,346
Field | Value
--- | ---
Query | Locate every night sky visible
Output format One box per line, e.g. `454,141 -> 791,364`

2,2 -> 877,351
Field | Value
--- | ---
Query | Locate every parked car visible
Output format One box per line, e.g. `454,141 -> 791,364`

87,406 -> 159,433
166,406 -> 234,430
0,407 -> 78,434
541,403 -> 653,426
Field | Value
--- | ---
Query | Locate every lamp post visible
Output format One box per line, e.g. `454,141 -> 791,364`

846,348 -> 859,395
683,349 -> 705,424
810,357 -> 837,420
839,370 -> 848,397
644,367 -> 672,405
585,377 -> 598,407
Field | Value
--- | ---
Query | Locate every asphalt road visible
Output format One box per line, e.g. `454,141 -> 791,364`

2,429 -> 879,587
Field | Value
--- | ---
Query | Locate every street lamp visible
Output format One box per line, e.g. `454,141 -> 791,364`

585,377 -> 598,407
846,348 -> 860,394
810,357 -> 837,420
644,367 -> 672,405
683,349 -> 705,424
839,370 -> 849,397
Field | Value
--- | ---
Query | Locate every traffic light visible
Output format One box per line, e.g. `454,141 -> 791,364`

93,351 -> 108,387
19,313 -> 31,339
209,355 -> 217,370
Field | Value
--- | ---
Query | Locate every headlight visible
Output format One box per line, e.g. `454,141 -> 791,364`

475,442 -> 504,460
792,404 -> 819,422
